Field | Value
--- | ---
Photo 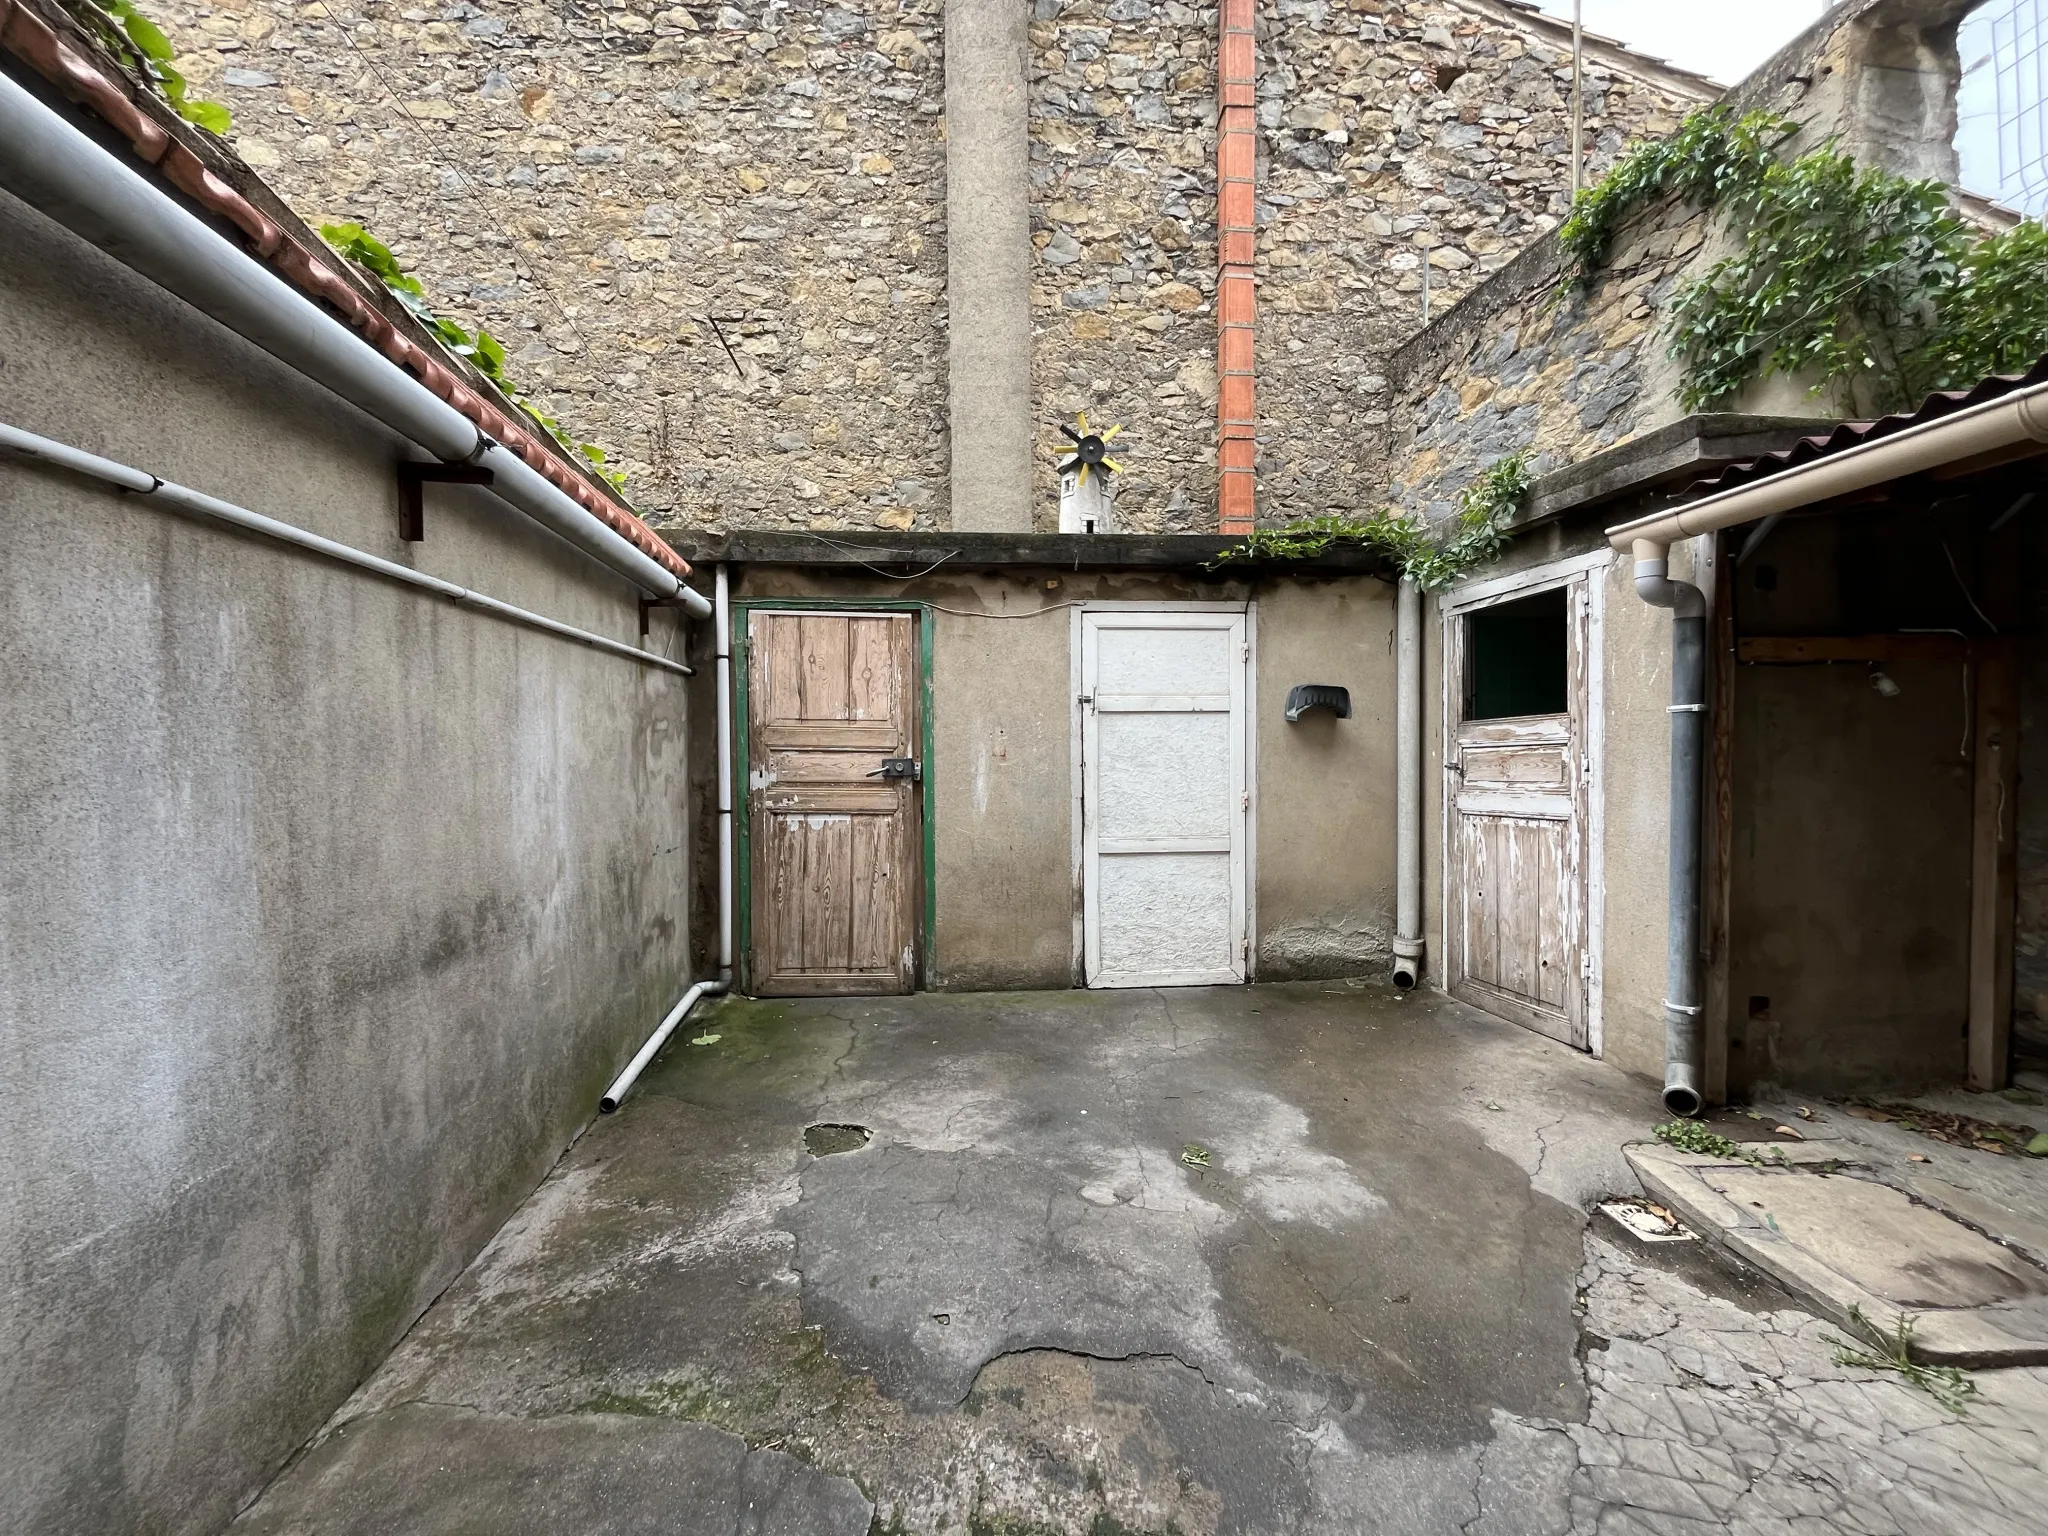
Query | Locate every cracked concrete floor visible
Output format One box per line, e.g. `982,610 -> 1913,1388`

231,982 -> 2048,1534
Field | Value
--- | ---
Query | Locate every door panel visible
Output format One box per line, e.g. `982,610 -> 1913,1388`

1082,611 -> 1249,987
748,611 -> 918,996
1447,584 -> 1589,1046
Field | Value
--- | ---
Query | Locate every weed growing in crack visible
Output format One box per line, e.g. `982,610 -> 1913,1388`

1652,1120 -> 1753,1160
1827,1304 -> 1979,1415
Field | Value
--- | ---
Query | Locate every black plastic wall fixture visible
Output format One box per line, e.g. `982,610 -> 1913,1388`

1284,684 -> 1351,722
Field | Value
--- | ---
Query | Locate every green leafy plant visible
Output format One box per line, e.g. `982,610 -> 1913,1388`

1652,1119 -> 1752,1159
1828,1304 -> 1978,1414
1667,149 -> 1973,415
1564,106 -> 2048,415
319,222 -> 627,493
1214,450 -> 1529,591
1555,104 -> 1795,292
66,0 -> 232,134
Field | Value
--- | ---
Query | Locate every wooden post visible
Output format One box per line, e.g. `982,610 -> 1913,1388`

1969,637 -> 2020,1091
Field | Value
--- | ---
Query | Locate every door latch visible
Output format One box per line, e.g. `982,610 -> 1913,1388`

866,758 -> 922,782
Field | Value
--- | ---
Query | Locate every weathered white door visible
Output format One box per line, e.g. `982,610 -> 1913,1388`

1080,610 -> 1249,988
1446,577 -> 1591,1047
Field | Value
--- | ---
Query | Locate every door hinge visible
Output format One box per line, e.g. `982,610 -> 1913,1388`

1580,954 -> 1593,979
1241,790 -> 1250,811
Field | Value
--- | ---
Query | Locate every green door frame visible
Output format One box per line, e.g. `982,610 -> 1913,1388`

731,599 -> 937,993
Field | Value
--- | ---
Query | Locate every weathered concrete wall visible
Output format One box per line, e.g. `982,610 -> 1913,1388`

0,196 -> 695,1535
724,563 -> 1395,984
1252,577 -> 1400,977
178,0 -> 1706,534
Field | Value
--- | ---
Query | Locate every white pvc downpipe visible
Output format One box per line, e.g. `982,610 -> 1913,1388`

600,567 -> 739,1111
599,980 -> 729,1113
715,565 -> 737,983
0,422 -> 692,677
1392,577 -> 1425,989
1606,379 -> 2048,554
0,70 -> 708,618
1631,541 -> 1707,1118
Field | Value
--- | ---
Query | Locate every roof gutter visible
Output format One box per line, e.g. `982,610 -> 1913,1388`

0,66 -> 708,616
1606,379 -> 2048,552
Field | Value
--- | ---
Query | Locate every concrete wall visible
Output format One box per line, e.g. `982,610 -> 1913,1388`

1,196 -> 695,1535
725,564 -> 1396,986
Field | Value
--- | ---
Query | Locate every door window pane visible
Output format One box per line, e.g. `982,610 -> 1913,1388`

1466,587 -> 1568,720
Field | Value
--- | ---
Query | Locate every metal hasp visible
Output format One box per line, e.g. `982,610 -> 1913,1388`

866,757 -> 922,782
1284,684 -> 1351,722
397,460 -> 493,541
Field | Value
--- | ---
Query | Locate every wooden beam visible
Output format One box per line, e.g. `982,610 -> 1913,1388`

1736,634 -> 1973,664
1969,638 -> 2021,1091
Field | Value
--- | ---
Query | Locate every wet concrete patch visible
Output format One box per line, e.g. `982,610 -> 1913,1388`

236,984 -> 1685,1533
805,1123 -> 873,1157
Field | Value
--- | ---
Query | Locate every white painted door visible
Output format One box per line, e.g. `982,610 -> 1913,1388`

1080,610 -> 1249,987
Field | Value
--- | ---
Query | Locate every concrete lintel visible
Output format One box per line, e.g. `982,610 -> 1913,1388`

668,529 -> 1398,575
1512,415 -> 1838,532
945,0 -> 1032,533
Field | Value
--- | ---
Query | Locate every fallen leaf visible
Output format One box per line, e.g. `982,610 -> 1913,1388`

1180,1143 -> 1211,1168
2027,1134 -> 2048,1157
1795,1106 -> 1816,1120
689,1033 -> 721,1046
1484,1099 -> 1504,1112
1845,1105 -> 1894,1122
1773,1125 -> 1805,1139
1909,1152 -> 1931,1162
1973,1139 -> 2010,1155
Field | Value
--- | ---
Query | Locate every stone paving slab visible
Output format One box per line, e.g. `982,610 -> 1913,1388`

1627,1143 -> 2048,1368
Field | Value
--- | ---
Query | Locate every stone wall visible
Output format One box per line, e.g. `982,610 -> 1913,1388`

1375,0 -> 1985,526
183,0 -> 951,534
178,0 -> 1709,533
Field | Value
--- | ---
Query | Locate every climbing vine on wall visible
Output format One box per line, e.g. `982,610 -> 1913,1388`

65,0 -> 232,134
1214,451 -> 1530,591
319,222 -> 628,493
1555,104 -> 1795,292
1563,105 -> 2048,416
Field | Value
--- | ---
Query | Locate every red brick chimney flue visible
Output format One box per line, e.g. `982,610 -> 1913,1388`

1215,0 -> 1257,535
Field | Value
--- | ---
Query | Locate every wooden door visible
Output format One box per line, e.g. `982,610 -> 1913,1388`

747,611 -> 920,996
1081,610 -> 1250,987
1447,579 -> 1590,1046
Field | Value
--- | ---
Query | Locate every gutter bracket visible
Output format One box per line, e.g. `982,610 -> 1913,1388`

639,593 -> 698,637
398,460 -> 494,542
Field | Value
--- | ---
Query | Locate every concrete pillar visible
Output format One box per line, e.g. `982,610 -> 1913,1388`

944,0 -> 1032,532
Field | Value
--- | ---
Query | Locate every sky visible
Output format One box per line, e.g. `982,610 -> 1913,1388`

1526,1 -> 1830,87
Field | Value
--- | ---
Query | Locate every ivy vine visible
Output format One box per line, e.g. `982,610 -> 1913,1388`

65,0 -> 232,135
1669,151 -> 2048,414
1562,105 -> 2048,416
1555,104 -> 1795,293
320,222 -> 627,493
1213,450 -> 1530,591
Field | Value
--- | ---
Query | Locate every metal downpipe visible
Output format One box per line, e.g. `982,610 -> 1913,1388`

715,565 -> 736,986
1632,540 -> 1707,1117
1392,577 -> 1425,989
